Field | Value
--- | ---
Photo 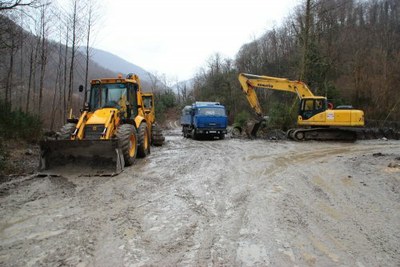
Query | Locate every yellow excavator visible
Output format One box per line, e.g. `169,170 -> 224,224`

40,73 -> 163,176
238,73 -> 365,141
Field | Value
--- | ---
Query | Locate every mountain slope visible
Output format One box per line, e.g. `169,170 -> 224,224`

86,47 -> 151,81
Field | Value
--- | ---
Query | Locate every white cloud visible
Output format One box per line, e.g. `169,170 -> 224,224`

93,0 -> 299,81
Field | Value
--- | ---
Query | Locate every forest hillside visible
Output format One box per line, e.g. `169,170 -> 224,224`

1,0 -> 399,135
190,0 -> 400,127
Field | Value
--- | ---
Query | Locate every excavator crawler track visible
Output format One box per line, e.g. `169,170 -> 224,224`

289,128 -> 357,141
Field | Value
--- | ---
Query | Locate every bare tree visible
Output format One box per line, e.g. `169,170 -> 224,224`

66,0 -> 78,116
25,43 -> 34,113
50,42 -> 63,130
37,2 -> 49,116
300,0 -> 313,81
0,0 -> 39,11
84,0 -> 97,99
62,24 -> 69,121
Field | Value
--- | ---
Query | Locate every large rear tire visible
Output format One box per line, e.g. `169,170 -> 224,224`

151,124 -> 165,146
59,123 -> 76,139
116,124 -> 137,166
137,122 -> 150,158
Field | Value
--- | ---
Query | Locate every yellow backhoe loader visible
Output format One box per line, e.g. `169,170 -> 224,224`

238,73 -> 365,141
40,73 -> 161,176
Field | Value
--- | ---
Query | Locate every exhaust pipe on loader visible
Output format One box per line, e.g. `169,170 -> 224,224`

39,139 -> 125,176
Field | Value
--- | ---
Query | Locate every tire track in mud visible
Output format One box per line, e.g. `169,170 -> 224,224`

192,140 -> 400,266
254,141 -> 400,266
72,138 -> 400,266
260,142 -> 400,179
173,138 -> 281,265
1,133 -> 399,266
140,134 -> 255,265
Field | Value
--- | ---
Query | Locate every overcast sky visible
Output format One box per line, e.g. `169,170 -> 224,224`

93,0 -> 300,81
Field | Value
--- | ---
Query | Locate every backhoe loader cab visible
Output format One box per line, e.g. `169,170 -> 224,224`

87,80 -> 138,120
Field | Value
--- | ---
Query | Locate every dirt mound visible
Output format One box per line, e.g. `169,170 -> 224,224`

0,140 -> 39,179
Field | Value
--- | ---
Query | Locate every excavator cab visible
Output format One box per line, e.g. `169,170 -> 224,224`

299,97 -> 327,120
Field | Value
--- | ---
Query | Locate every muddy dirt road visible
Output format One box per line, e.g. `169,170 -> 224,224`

1,128 -> 399,266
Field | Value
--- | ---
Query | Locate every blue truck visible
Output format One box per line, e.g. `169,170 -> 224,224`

181,102 -> 228,140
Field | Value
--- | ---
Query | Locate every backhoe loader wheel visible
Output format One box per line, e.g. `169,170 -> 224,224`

151,124 -> 165,146
137,122 -> 150,158
116,124 -> 137,166
59,123 -> 76,139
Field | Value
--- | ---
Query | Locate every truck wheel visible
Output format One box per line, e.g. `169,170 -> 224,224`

137,122 -> 150,158
58,123 -> 76,139
193,130 -> 198,140
116,124 -> 137,166
219,133 -> 225,140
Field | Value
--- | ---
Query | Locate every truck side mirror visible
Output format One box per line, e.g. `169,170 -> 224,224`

78,85 -> 84,92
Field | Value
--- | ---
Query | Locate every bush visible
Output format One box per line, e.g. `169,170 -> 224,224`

0,101 -> 42,142
234,110 -> 251,128
267,102 -> 296,130
0,139 -> 7,171
154,90 -> 178,123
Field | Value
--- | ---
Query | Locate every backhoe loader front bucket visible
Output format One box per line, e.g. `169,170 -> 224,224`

39,139 -> 124,176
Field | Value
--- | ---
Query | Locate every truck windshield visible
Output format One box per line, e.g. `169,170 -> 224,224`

90,83 -> 127,110
197,107 -> 225,116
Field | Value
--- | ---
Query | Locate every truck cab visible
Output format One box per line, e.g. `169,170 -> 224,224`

181,102 -> 228,139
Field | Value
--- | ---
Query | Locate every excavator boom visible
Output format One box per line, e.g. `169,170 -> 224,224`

238,73 -> 315,117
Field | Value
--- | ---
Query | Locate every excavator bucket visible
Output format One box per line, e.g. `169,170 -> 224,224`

245,118 -> 266,138
39,139 -> 124,176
